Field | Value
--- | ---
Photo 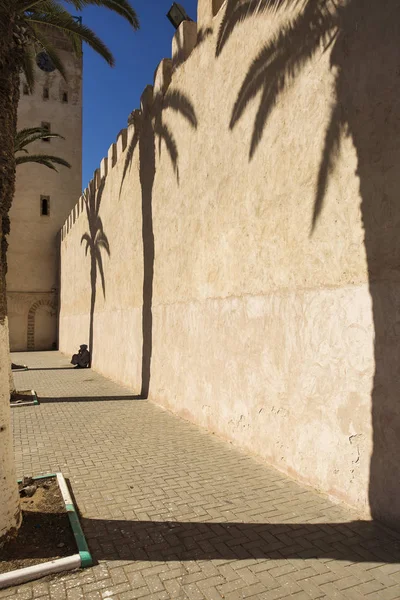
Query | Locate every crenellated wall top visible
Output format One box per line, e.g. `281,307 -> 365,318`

61,0 -> 226,241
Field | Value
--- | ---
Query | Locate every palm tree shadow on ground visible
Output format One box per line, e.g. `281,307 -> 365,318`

81,179 -> 110,367
218,0 -> 400,526
120,84 -> 197,399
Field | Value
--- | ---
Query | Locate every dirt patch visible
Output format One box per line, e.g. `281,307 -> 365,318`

0,478 -> 77,574
10,390 -> 35,405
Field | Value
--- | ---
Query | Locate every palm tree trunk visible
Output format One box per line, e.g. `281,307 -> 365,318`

0,310 -> 21,547
0,15 -> 20,299
0,13 -> 22,545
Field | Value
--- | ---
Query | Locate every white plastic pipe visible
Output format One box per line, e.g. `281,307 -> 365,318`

0,554 -> 81,589
56,472 -> 73,505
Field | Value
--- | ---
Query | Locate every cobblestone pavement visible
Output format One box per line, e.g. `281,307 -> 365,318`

3,351 -> 400,600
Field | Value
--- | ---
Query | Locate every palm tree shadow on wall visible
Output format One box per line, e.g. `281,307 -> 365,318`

81,179 -> 110,367
120,84 -> 197,399
217,0 -> 400,526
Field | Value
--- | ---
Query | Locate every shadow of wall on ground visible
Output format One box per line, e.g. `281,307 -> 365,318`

80,517 -> 400,564
9,514 -> 400,564
216,0 -> 400,526
81,179 -> 110,368
37,395 -> 144,403
120,81 -> 197,399
59,478 -> 397,567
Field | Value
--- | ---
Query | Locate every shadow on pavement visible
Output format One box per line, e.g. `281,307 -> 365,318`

38,395 -> 145,403
7,513 -> 400,567
80,518 -> 400,564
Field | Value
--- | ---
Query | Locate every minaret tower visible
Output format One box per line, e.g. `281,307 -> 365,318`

7,30 -> 82,351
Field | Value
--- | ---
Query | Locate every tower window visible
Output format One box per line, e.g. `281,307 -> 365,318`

40,195 -> 50,217
23,83 -> 29,95
62,91 -> 68,103
41,122 -> 50,142
43,87 -> 49,100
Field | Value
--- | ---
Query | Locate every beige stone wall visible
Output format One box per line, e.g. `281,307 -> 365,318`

8,37 -> 82,351
60,2 -> 400,524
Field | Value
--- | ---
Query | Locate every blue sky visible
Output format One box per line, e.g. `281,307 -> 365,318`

80,0 -> 198,187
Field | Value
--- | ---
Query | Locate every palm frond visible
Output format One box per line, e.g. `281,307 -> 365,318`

14,126 -> 70,171
30,23 -> 68,79
15,127 -> 41,149
16,0 -> 45,9
15,127 -> 65,152
16,126 -> 63,138
15,153 -> 71,170
16,0 -> 139,96
63,0 -> 139,29
27,2 -> 115,65
16,155 -> 58,170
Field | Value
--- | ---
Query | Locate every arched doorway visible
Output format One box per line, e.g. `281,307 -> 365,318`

27,299 -> 57,351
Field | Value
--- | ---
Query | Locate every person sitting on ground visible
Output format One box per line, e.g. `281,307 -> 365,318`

71,344 -> 90,368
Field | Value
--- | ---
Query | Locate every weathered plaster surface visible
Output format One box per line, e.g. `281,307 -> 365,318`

0,319 -> 20,542
60,2 -> 400,522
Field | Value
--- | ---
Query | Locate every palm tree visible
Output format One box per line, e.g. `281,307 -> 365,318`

0,0 -> 139,275
121,82 -> 197,398
220,0 -> 400,524
81,180 -> 110,367
0,0 -> 138,546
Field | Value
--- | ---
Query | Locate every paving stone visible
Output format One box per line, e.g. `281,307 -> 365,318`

6,351 -> 400,600
66,588 -> 84,600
